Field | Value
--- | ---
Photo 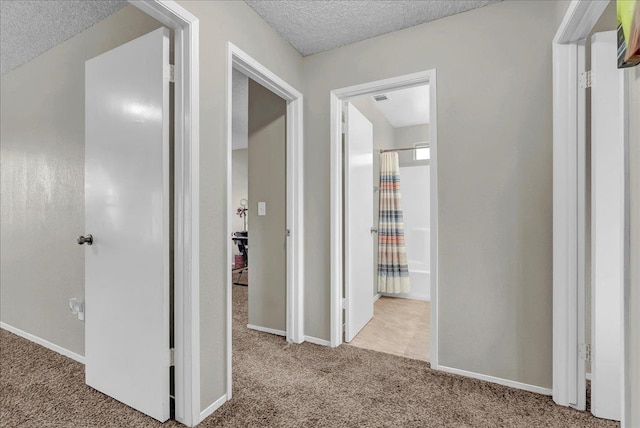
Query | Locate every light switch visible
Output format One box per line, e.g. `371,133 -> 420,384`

258,202 -> 266,216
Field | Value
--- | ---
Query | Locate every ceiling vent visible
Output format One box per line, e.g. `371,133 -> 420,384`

372,94 -> 389,102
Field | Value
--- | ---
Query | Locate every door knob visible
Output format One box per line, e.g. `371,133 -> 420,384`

77,234 -> 93,245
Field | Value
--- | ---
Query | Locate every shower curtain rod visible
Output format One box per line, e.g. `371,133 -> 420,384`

379,145 -> 429,153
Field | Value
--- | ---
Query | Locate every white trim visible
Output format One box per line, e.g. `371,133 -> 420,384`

1,322 -> 85,364
303,335 -> 332,347
247,324 -> 286,337
129,2 -> 200,426
199,394 -> 227,422
551,0 -> 608,412
621,63 -> 631,428
330,70 -> 438,366
437,365 -> 552,396
373,293 -> 382,302
226,42 -> 305,400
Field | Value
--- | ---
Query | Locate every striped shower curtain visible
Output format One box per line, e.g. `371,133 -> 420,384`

377,152 -> 411,294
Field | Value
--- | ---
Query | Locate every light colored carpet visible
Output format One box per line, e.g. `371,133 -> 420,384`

348,296 -> 430,361
0,286 -> 617,427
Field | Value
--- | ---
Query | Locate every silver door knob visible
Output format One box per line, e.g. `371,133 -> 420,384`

77,234 -> 93,245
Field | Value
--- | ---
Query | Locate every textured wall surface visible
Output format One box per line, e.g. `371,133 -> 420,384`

247,79 -> 287,333
0,6 -> 162,356
302,0 -> 560,389
0,0 -> 127,75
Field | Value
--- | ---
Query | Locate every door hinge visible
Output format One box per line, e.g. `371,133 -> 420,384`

579,70 -> 592,89
342,298 -> 346,310
165,64 -> 175,83
579,343 -> 591,361
169,348 -> 175,367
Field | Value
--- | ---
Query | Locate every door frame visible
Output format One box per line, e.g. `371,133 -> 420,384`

552,1 -> 631,424
225,42 -> 305,397
329,70 -> 438,367
128,1 -> 199,426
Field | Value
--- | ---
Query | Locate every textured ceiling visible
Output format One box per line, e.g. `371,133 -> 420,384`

244,0 -> 502,56
0,0 -> 128,75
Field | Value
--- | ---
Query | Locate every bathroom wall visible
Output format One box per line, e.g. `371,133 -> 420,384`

394,124 -> 430,167
394,164 -> 430,301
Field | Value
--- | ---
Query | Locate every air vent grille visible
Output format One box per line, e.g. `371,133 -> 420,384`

372,94 -> 388,102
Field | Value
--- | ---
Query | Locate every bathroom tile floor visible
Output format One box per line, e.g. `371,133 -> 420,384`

347,296 -> 430,362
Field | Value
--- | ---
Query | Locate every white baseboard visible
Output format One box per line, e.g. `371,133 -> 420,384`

381,292 -> 430,302
199,393 -> 227,423
1,322 -> 85,364
373,293 -> 382,302
247,324 -> 286,337
303,335 -> 331,347
437,365 -> 552,396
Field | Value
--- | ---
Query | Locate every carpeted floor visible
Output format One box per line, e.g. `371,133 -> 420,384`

0,285 -> 618,427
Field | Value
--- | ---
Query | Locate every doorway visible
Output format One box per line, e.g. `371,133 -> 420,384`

231,71 -> 288,338
330,70 -> 438,366
342,86 -> 431,362
225,43 -> 304,401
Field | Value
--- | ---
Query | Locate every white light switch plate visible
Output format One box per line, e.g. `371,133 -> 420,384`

258,202 -> 266,216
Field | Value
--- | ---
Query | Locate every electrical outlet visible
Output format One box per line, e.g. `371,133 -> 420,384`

69,298 -> 85,322
258,201 -> 266,216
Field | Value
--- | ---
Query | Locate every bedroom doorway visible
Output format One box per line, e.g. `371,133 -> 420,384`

224,44 -> 304,402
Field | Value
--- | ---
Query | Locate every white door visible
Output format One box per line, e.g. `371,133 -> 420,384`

344,102 -> 374,342
591,30 -> 623,422
84,28 -> 171,422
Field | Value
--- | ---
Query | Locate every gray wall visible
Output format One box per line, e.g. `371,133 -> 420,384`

627,64 -> 640,428
302,0 -> 560,389
232,69 -> 249,150
247,79 -> 287,333
175,0 -> 304,409
0,6 -> 162,357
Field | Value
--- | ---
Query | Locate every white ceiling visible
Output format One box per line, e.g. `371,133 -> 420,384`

371,85 -> 430,128
0,0 -> 127,75
244,0 -> 501,56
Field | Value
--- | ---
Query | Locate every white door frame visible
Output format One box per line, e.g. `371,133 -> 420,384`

225,42 -> 305,397
329,70 -> 438,367
553,1 -> 631,424
128,1 -> 200,426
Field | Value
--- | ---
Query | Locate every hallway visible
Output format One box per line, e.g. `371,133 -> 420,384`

0,286 -> 617,427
